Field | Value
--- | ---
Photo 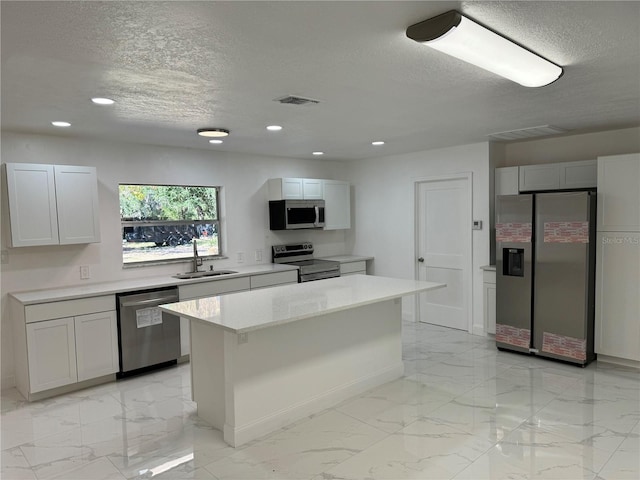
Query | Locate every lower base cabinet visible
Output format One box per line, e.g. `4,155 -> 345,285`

483,269 -> 496,335
340,261 -> 367,276
25,311 -> 118,393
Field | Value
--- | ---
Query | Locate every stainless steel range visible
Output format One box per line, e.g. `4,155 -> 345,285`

272,242 -> 340,282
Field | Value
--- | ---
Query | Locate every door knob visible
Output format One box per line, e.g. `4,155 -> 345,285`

418,257 -> 424,263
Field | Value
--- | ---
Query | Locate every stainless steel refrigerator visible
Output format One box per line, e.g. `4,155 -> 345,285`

496,191 -> 596,366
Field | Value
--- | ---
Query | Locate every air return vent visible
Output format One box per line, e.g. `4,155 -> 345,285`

274,95 -> 320,106
488,125 -> 567,141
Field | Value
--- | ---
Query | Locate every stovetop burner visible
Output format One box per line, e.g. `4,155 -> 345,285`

272,243 -> 340,281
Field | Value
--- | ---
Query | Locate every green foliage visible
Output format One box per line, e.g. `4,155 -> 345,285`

120,185 -> 218,221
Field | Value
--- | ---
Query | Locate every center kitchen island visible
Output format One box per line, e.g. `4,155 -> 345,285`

160,274 -> 444,447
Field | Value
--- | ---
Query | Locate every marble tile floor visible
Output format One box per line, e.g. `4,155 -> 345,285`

2,321 -> 639,480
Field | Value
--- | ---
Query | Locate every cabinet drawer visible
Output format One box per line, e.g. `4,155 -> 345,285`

340,261 -> 366,275
178,276 -> 250,300
25,295 -> 115,323
250,271 -> 298,289
482,270 -> 496,284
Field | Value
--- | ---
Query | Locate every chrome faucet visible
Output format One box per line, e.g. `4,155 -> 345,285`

192,239 -> 203,273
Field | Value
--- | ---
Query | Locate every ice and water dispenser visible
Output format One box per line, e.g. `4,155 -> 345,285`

503,248 -> 524,277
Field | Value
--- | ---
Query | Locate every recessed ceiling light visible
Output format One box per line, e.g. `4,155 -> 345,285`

312,151 -> 324,156
371,141 -> 385,146
266,125 -> 283,131
197,128 -> 229,138
51,121 -> 71,127
91,97 -> 115,105
209,139 -> 223,144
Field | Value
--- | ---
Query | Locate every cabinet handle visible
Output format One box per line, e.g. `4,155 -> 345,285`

418,257 -> 425,263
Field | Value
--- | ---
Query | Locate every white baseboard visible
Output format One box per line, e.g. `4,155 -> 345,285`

223,362 -> 404,447
597,354 -> 640,370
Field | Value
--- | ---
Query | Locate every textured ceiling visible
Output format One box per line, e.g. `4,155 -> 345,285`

2,1 -> 639,161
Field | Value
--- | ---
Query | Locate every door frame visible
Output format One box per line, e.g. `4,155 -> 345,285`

414,172 -> 473,333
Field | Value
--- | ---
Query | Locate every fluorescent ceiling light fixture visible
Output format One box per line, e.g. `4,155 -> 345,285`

266,125 -> 283,131
312,151 -> 324,156
209,139 -> 223,144
371,141 -> 385,146
91,97 -> 115,105
197,128 -> 229,137
406,10 -> 563,87
51,121 -> 71,127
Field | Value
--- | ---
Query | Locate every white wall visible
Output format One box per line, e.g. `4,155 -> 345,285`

344,142 -> 491,336
0,132 -> 350,389
500,126 -> 640,166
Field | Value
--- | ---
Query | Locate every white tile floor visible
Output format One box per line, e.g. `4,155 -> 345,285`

2,322 -> 639,479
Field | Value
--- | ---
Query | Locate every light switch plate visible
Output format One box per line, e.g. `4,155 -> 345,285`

80,265 -> 90,279
472,220 -> 483,230
1,250 -> 8,265
255,249 -> 263,262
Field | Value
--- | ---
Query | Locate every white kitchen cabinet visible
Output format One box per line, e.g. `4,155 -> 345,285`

5,163 -> 59,246
323,180 -> 351,230
302,178 -> 323,199
54,165 -> 101,244
249,270 -> 298,290
482,269 -> 496,335
268,178 -> 323,200
519,160 -> 597,192
519,164 -> 560,191
595,232 -> 640,362
12,294 -> 117,400
5,163 -> 101,247
597,154 -> 640,232
26,317 -> 77,393
340,261 -> 367,276
559,159 -> 597,189
495,167 -> 519,196
74,311 -> 118,382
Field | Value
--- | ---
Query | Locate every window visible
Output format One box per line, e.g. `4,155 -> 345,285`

119,184 -> 221,265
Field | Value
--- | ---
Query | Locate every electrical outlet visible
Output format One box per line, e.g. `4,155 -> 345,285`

1,250 -> 8,265
80,265 -> 90,280
237,252 -> 244,263
255,249 -> 263,262
238,332 -> 248,344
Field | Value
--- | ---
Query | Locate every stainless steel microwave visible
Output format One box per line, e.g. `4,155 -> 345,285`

269,200 -> 325,230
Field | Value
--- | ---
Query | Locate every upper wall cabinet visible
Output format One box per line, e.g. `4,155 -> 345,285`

519,160 -> 597,192
495,167 -> 519,196
597,153 -> 640,232
323,180 -> 351,230
268,178 -> 323,200
5,163 -> 101,247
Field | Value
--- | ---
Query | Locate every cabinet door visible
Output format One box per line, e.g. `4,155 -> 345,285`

495,167 -> 519,196
54,165 -> 101,244
597,154 -> 640,232
484,283 -> 496,335
75,311 -> 118,381
281,178 -> 304,199
26,317 -> 77,392
5,163 -> 59,247
323,180 -> 351,229
595,232 -> 640,360
519,164 -> 560,192
302,178 -> 323,199
559,160 -> 597,189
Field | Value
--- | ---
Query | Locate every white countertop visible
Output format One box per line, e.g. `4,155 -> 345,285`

160,275 -> 445,334
318,254 -> 373,263
9,264 -> 299,305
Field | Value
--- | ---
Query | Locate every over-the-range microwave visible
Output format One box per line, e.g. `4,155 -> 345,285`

269,199 -> 325,230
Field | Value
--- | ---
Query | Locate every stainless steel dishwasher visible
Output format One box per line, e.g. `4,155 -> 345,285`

116,287 -> 181,377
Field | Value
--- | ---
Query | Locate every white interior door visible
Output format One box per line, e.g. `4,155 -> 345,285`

416,176 -> 471,331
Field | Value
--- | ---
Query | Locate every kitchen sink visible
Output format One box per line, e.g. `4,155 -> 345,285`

172,270 -> 237,280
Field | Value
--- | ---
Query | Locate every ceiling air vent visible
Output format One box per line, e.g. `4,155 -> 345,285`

488,125 -> 567,141
274,95 -> 320,106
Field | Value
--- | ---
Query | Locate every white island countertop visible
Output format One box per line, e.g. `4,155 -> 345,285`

160,275 -> 444,334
